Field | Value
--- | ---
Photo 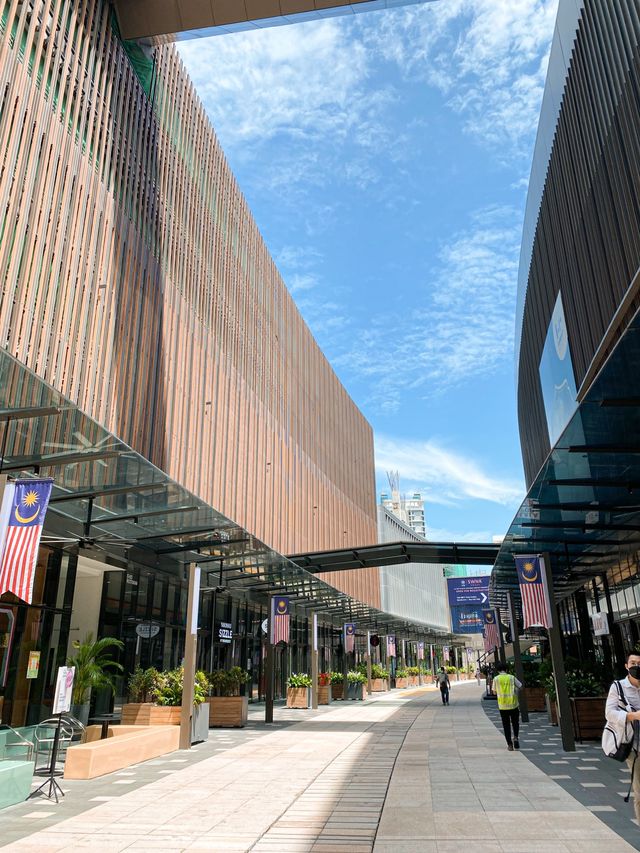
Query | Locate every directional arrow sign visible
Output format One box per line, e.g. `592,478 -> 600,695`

447,576 -> 490,606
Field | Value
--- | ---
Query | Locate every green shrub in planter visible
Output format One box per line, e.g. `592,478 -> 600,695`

330,671 -> 344,685
395,668 -> 409,679
128,666 -> 159,703
153,667 -> 209,706
287,673 -> 312,688
208,667 -> 250,697
406,666 -> 420,676
347,671 -> 366,684
370,664 -> 389,680
445,665 -> 457,675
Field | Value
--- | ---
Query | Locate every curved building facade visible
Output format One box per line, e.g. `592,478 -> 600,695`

0,0 -> 377,591
517,0 -> 640,485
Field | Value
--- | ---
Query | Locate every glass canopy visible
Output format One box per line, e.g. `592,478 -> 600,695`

0,349 -> 457,642
492,306 -> 640,612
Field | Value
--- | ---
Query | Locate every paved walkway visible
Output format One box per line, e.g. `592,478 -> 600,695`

0,683 -> 637,852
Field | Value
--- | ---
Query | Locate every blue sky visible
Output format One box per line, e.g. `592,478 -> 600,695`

178,0 -> 559,544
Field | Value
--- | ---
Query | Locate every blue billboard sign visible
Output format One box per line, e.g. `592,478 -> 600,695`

447,576 -> 490,607
450,606 -> 484,634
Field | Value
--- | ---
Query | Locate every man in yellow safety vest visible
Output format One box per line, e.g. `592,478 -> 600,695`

493,662 -> 522,751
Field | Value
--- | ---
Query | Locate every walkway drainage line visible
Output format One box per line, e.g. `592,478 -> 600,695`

247,694 -> 426,851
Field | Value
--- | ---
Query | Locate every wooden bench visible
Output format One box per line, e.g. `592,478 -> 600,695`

0,760 -> 35,809
64,725 -> 179,779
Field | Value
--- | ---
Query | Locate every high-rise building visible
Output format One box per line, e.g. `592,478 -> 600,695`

380,473 -> 426,537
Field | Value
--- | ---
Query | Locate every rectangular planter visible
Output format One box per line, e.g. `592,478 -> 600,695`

286,687 -> 310,709
121,703 -> 181,726
331,683 -> 344,701
371,678 -> 388,692
524,687 -> 546,712
570,696 -> 606,741
209,696 -> 248,728
318,685 -> 332,705
546,695 -> 558,726
347,683 -> 365,700
395,678 -> 408,689
192,703 -> 209,743
408,676 -> 418,688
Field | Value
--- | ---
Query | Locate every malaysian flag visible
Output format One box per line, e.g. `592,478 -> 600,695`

417,641 -> 424,660
483,609 -> 499,651
0,479 -> 53,604
344,623 -> 356,653
270,596 -> 290,645
515,555 -> 552,629
443,645 -> 450,662
386,635 -> 396,658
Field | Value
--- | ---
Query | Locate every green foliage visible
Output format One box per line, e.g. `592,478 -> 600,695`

395,668 -> 409,679
67,633 -> 124,705
152,667 -> 208,706
208,667 -> 250,697
445,665 -> 457,674
566,672 -> 603,697
287,673 -> 311,688
330,671 -> 344,685
127,666 -> 159,703
347,670 -> 367,684
406,666 -> 420,676
541,655 -> 608,699
370,664 -> 389,680
521,661 -> 543,687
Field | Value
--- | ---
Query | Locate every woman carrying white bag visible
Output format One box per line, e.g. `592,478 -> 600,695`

604,652 -> 640,822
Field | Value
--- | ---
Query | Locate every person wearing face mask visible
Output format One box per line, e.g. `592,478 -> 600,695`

605,652 -> 640,822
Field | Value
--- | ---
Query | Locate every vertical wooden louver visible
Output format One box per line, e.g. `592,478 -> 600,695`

0,0 -> 380,605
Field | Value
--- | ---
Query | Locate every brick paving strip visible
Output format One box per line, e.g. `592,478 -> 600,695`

1,683 -> 636,853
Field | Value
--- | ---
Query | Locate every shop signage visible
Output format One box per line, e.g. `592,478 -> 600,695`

135,622 -> 160,639
592,611 -> 609,636
447,576 -> 490,606
26,650 -> 40,679
52,665 -> 75,714
217,621 -> 233,644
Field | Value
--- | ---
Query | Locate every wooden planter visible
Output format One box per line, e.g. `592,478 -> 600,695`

371,678 -> 388,692
408,676 -> 418,687
545,694 -> 558,726
209,696 -> 248,728
318,684 -> 332,705
570,696 -> 606,741
121,703 -> 181,726
395,678 -> 408,689
331,683 -> 344,700
524,687 -> 546,712
286,687 -> 310,709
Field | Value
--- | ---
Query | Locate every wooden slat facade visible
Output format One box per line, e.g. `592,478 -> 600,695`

518,0 -> 640,486
0,0 -> 380,606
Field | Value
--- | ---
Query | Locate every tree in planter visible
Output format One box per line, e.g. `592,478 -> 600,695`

128,666 -> 159,703
208,667 -> 250,697
208,668 -> 251,728
67,633 -> 123,724
153,667 -> 209,706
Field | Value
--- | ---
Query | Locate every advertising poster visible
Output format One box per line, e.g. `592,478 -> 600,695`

26,650 -> 40,679
52,666 -> 75,714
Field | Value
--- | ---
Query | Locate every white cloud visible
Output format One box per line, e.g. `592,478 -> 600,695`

376,434 -> 524,506
333,204 -> 520,405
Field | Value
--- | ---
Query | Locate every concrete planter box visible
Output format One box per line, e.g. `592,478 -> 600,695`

209,696 -> 248,728
371,678 -> 388,692
346,683 -> 365,701
122,703 -> 181,726
331,683 -> 344,701
524,687 -> 546,712
318,685 -> 332,705
286,687 -> 310,709
192,703 -> 209,743
570,696 -> 606,741
395,678 -> 408,689
545,694 -> 558,726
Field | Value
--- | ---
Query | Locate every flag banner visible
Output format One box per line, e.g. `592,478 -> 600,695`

482,609 -> 499,650
343,622 -> 356,653
443,645 -> 450,662
386,635 -> 396,658
270,596 -> 290,645
0,479 -> 53,604
515,555 -> 552,629
417,641 -> 424,660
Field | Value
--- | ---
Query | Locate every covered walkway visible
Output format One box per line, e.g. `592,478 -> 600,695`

0,685 -> 635,852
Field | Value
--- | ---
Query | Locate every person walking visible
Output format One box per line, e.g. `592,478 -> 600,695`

493,662 -> 522,750
605,652 -> 640,823
437,667 -> 450,705
475,667 -> 482,686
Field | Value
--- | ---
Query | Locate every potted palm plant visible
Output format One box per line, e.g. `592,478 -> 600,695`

346,670 -> 367,700
286,673 -> 312,708
208,667 -> 250,727
67,633 -> 123,725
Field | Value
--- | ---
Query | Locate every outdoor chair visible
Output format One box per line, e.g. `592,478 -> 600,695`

33,715 -> 85,775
